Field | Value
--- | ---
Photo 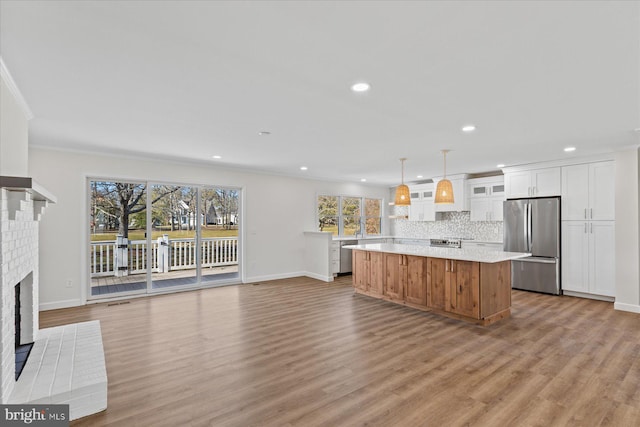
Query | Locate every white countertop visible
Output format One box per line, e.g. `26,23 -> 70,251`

462,240 -> 503,245
343,243 -> 530,264
332,235 -> 395,241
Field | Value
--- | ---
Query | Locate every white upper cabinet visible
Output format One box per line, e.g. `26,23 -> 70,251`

408,184 -> 435,222
469,180 -> 505,198
561,161 -> 614,221
469,198 -> 503,221
505,167 -> 561,198
490,198 -> 504,221
589,162 -> 615,220
561,164 -> 589,219
467,176 -> 505,221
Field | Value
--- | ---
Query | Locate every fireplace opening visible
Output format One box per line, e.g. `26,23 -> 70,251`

15,283 -> 33,380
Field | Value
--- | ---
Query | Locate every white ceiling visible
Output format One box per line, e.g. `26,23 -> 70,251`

1,1 -> 639,185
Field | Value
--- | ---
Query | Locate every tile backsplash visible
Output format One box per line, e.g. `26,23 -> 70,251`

391,206 -> 503,242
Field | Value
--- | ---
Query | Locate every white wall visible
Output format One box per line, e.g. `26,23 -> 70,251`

614,148 -> 640,312
0,75 -> 29,176
29,147 -> 390,309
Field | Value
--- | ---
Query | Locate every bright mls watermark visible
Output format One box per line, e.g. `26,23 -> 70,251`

1,405 -> 69,426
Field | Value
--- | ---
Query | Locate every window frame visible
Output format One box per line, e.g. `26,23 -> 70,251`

87,176 -> 242,301
316,194 -> 384,237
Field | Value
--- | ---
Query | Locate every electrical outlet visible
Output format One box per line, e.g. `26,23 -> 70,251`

66,280 -> 73,288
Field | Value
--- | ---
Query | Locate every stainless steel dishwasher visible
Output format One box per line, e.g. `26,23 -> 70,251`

339,240 -> 354,274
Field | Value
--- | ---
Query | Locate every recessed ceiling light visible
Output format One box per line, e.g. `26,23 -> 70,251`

212,155 -> 222,159
416,175 -> 423,179
351,82 -> 371,92
496,164 -> 505,168
258,131 -> 271,136
300,166 -> 308,171
360,178 -> 367,182
462,125 -> 476,132
564,146 -> 576,152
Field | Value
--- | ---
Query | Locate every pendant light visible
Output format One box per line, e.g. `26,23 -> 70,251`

394,158 -> 411,206
435,150 -> 454,204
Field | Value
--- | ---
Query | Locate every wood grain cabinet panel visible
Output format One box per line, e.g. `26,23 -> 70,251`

352,250 -> 369,292
447,260 -> 480,319
405,256 -> 428,307
480,261 -> 511,318
384,253 -> 406,301
368,252 -> 384,296
426,258 -> 447,310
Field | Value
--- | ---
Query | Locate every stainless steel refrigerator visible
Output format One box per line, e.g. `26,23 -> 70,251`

503,197 -> 561,295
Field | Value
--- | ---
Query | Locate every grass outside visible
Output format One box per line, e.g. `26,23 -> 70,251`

90,227 -> 238,242
318,225 -> 359,235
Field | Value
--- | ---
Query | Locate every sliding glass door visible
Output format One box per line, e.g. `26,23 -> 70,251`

150,184 -> 199,290
89,179 -> 240,299
200,188 -> 239,282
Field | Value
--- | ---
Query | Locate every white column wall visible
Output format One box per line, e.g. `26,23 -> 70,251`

29,147 -> 390,309
614,148 -> 640,312
0,75 -> 29,177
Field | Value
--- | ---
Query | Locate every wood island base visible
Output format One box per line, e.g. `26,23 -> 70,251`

352,249 -> 513,325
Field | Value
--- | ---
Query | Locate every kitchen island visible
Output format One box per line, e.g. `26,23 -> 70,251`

346,243 -> 530,325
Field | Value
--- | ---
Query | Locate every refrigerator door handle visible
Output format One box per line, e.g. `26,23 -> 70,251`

523,202 -> 529,251
515,257 -> 557,264
527,203 -> 533,252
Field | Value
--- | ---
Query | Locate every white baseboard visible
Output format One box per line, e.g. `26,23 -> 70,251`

244,271 -> 306,284
304,272 -> 334,282
562,290 -> 614,302
614,302 -> 640,313
39,299 -> 83,311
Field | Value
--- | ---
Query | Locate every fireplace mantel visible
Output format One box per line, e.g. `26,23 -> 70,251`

0,176 -> 56,220
0,175 -> 57,203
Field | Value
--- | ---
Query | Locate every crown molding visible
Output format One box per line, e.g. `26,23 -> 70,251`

501,152 -> 617,174
0,56 -> 34,120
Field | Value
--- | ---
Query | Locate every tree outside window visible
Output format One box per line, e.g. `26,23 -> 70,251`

342,197 -> 361,236
318,195 -> 338,235
317,195 -> 382,236
365,198 -> 381,235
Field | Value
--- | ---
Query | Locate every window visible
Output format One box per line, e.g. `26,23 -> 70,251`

342,197 -> 361,236
365,198 -> 381,235
317,195 -> 338,234
317,195 -> 383,236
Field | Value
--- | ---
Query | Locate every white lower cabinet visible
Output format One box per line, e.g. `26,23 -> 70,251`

330,241 -> 340,274
589,222 -> 616,297
562,220 -> 615,297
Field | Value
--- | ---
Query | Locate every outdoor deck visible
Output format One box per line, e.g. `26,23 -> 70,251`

90,236 -> 238,296
90,265 -> 239,296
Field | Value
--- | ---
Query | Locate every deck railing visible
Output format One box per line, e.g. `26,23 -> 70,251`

90,237 -> 238,277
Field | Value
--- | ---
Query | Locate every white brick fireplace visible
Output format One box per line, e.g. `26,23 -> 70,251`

0,184 -> 43,402
0,178 -> 108,420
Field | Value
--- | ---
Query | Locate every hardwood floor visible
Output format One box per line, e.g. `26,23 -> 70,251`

40,276 -> 640,426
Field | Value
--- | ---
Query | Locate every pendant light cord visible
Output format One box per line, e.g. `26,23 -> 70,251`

441,149 -> 450,179
443,151 -> 446,178
399,157 -> 407,185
